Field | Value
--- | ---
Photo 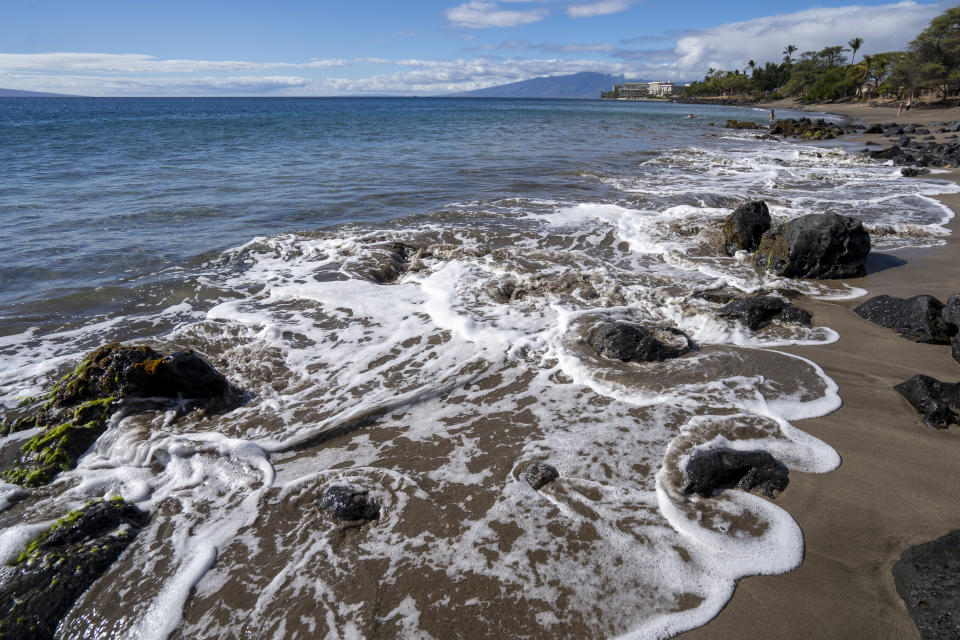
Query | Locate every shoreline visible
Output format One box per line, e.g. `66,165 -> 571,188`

679,123 -> 960,636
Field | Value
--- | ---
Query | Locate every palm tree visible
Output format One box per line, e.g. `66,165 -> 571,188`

848,37 -> 864,64
748,60 -> 756,74
783,44 -> 798,65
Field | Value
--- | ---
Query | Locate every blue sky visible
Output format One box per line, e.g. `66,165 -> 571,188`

0,0 -> 950,96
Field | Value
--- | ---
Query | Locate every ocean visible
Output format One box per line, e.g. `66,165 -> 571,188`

1,97 -> 958,639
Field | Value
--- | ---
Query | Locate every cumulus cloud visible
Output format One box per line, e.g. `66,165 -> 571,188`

567,1 -> 631,18
672,1 -> 944,74
0,53 -> 354,73
0,74 -> 313,96
445,1 -> 549,28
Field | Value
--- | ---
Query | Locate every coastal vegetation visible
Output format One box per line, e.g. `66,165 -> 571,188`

683,6 -> 960,103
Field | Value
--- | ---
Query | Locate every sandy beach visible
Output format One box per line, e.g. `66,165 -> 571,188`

681,109 -> 960,639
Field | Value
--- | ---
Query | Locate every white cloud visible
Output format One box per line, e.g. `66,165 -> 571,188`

445,1 -> 549,28
672,1 -> 944,74
0,53 -> 354,74
0,73 -> 313,96
567,1 -> 631,18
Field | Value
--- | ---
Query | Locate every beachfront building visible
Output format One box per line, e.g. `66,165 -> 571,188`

602,81 -> 686,99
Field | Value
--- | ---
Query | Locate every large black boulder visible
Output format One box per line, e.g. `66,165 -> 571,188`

683,448 -> 788,499
754,213 -> 870,279
893,374 -> 960,429
319,485 -> 380,522
893,528 -> 960,640
0,498 -> 149,640
2,343 -> 237,487
589,322 -> 692,363
717,296 -> 812,331
854,295 -> 953,344
722,201 -> 771,255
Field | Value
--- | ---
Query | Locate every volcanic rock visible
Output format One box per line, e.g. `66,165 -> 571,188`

319,485 -> 380,522
893,528 -> 960,640
522,462 -> 559,490
893,374 -> 960,429
754,213 -> 870,279
722,200 -> 771,255
717,296 -> 812,331
854,295 -> 953,344
0,498 -> 149,640
683,448 -> 788,499
589,323 -> 692,363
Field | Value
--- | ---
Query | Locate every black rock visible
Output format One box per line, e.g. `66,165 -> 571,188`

754,213 -> 871,279
0,498 -> 149,640
893,374 -> 960,429
865,124 -> 884,134
319,485 -> 380,522
588,322 -> 692,363
869,145 -> 903,160
683,448 -> 789,499
902,166 -> 931,177
522,462 -> 559,490
854,295 -> 953,344
941,293 -> 960,329
717,296 -> 812,331
899,135 -> 912,146
893,528 -> 960,640
722,200 -> 771,255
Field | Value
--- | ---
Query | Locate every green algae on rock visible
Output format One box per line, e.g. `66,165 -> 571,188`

1,342 -> 235,487
0,497 -> 150,640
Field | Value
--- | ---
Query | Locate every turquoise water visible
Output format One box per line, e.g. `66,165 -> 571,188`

0,97 -> 768,314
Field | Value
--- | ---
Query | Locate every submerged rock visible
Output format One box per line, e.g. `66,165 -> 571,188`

754,213 -> 870,279
319,485 -> 380,522
522,462 -> 559,490
854,295 -> 953,344
683,448 -> 789,499
1,343 -> 235,487
901,166 -> 931,177
0,498 -> 149,640
588,322 -> 692,363
717,296 -> 812,331
893,528 -> 960,640
722,200 -> 771,255
893,374 -> 960,429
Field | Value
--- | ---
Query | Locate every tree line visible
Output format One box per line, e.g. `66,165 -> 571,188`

683,6 -> 960,103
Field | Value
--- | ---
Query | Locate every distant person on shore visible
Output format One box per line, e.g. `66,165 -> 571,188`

906,99 -> 912,112
898,101 -> 904,117
769,109 -> 775,121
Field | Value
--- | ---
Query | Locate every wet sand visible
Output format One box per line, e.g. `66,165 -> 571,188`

680,160 -> 960,638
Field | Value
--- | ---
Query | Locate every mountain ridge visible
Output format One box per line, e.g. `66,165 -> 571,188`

445,72 -> 638,100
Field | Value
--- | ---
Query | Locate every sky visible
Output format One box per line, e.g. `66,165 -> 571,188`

0,0 -> 951,96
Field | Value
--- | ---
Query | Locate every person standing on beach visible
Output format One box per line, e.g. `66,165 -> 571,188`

769,109 -> 775,121
898,101 -> 904,117
906,98 -> 912,111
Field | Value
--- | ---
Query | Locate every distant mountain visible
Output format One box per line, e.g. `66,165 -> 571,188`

446,72 -> 630,99
0,88 -> 78,97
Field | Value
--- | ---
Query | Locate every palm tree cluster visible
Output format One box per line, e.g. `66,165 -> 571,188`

683,6 -> 960,103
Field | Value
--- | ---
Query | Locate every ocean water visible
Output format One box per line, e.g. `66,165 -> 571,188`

1,97 -> 959,639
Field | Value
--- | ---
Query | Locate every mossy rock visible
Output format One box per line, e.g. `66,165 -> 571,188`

0,497 -> 149,640
1,342 -> 234,487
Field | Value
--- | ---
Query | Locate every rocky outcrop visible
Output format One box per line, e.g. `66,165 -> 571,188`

942,294 -> 960,364
589,323 -> 692,363
769,118 -> 851,140
854,295 -> 954,344
893,528 -> 960,640
683,448 -> 789,499
865,141 -> 960,168
901,166 -> 931,177
0,498 -> 149,640
722,201 -> 771,255
522,462 -> 559,490
717,296 -> 812,331
893,375 -> 960,430
724,120 -> 766,130
754,213 -> 870,279
1,343 -> 236,487
319,485 -> 380,522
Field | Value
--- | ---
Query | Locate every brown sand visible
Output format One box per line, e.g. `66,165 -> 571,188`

679,121 -> 960,637
760,98 -> 960,127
